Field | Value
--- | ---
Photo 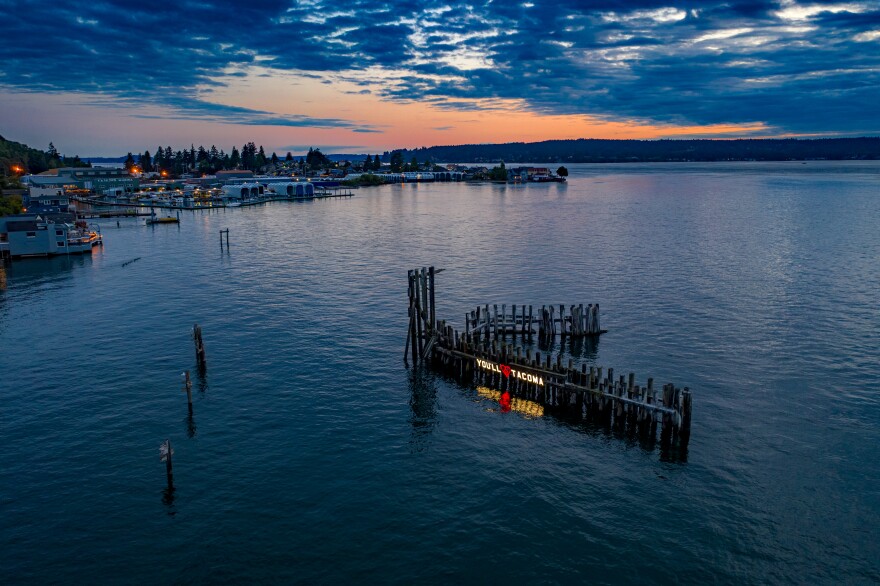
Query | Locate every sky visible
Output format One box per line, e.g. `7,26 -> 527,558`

0,0 -> 878,156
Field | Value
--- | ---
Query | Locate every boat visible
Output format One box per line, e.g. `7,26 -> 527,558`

145,210 -> 179,225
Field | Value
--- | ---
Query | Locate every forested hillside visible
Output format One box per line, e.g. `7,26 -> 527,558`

387,138 -> 880,164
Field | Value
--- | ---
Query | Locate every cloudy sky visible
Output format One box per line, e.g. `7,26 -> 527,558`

1,0 -> 878,156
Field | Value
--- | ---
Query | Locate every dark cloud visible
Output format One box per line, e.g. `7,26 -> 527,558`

0,0 -> 878,133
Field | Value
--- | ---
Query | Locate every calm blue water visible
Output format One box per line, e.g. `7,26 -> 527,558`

1,161 -> 878,584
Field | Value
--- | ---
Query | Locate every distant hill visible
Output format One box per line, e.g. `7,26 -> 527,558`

383,138 -> 880,164
85,156 -> 127,164
0,135 -> 90,175
326,153 -> 373,162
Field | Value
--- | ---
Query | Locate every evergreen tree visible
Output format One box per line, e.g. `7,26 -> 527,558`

389,151 -> 404,172
364,154 -> 373,170
489,161 -> 507,181
373,155 -> 382,171
124,152 -> 136,172
257,145 -> 267,169
141,150 -> 152,172
285,152 -> 293,162
305,147 -> 329,169
271,152 -> 279,166
230,146 -> 241,168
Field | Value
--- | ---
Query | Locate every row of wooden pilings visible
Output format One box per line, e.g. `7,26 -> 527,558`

405,267 -> 437,363
466,303 -> 605,339
434,320 -> 691,446
159,323 -> 208,501
406,267 -> 692,448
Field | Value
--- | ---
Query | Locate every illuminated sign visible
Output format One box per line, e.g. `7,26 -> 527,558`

475,358 -> 545,386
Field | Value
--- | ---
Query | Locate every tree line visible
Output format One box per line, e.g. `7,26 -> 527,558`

124,143 -> 396,177
1,135 -> 90,177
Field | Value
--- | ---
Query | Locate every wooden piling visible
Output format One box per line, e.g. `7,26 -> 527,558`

160,439 -> 174,488
183,370 -> 193,413
193,324 -> 207,370
681,387 -> 693,446
428,266 -> 436,331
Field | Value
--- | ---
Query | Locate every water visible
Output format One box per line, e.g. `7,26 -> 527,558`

1,161 -> 878,584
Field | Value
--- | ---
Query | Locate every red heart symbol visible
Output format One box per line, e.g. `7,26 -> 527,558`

500,364 -> 511,378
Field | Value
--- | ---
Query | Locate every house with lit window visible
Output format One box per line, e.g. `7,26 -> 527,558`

0,214 -> 102,258
24,186 -> 73,214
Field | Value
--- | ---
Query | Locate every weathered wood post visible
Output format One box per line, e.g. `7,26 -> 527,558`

193,324 -> 207,370
421,266 -> 429,333
415,271 -> 425,357
405,270 -> 417,363
160,439 -> 174,488
681,387 -> 693,446
183,370 -> 193,414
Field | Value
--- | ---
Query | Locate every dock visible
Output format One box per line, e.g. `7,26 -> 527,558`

72,187 -> 354,211
406,266 -> 692,451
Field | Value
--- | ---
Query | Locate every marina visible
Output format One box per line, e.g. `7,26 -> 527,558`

72,185 -> 355,210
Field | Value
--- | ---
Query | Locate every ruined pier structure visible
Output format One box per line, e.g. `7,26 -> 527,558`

466,302 -> 606,339
406,266 -> 692,447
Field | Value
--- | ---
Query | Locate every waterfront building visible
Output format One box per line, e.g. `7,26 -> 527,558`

26,167 -> 139,195
24,186 -> 73,214
273,182 -> 315,197
215,170 -> 255,180
222,183 -> 264,201
0,214 -> 102,258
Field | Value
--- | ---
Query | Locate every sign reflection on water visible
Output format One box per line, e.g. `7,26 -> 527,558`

477,387 -> 544,417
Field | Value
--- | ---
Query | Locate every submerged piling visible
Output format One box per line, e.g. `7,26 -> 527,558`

160,439 -> 174,488
183,370 -> 193,414
193,324 -> 207,370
